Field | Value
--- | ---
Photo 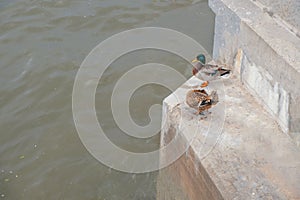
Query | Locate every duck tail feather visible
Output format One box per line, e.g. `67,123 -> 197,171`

220,69 -> 231,76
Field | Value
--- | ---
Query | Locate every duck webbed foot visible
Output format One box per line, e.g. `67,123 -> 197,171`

197,109 -> 212,120
196,110 -> 205,115
199,112 -> 209,120
200,81 -> 209,88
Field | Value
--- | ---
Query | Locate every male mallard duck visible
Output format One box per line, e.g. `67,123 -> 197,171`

186,89 -> 219,115
192,54 -> 230,87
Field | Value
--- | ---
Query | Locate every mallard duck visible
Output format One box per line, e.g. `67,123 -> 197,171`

186,89 -> 219,115
192,54 -> 230,87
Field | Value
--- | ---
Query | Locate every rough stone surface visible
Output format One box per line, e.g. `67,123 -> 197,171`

157,0 -> 300,199
238,50 -> 290,134
209,0 -> 300,144
255,0 -> 300,32
157,77 -> 300,200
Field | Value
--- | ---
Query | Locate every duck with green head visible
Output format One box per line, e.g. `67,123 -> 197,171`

192,54 -> 230,87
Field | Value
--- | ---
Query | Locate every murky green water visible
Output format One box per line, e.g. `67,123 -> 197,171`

0,0 -> 214,199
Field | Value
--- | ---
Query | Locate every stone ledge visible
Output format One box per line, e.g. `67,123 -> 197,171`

209,0 -> 300,144
209,0 -> 300,73
157,77 -> 300,200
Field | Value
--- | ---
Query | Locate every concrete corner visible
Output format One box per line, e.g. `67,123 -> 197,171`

209,0 -> 300,144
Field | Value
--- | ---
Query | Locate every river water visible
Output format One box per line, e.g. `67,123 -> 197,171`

0,0 -> 214,199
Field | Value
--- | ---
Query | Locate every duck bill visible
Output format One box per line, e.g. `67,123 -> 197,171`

191,58 -> 198,63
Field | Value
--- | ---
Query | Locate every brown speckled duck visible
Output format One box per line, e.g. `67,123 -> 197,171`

186,89 -> 219,115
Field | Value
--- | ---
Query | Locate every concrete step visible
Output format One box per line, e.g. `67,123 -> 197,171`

157,76 -> 300,200
209,0 -> 300,143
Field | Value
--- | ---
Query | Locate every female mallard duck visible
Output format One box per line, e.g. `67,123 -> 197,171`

192,54 -> 230,87
186,89 -> 219,115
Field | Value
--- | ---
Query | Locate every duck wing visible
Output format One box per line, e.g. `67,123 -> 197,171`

186,90 -> 208,109
201,64 -> 219,75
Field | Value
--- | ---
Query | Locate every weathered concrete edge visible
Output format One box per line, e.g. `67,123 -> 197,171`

157,0 -> 300,199
209,0 -> 300,144
157,76 -> 300,199
209,0 -> 300,73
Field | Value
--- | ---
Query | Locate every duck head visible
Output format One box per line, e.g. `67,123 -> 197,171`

192,54 -> 206,75
192,54 -> 206,65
